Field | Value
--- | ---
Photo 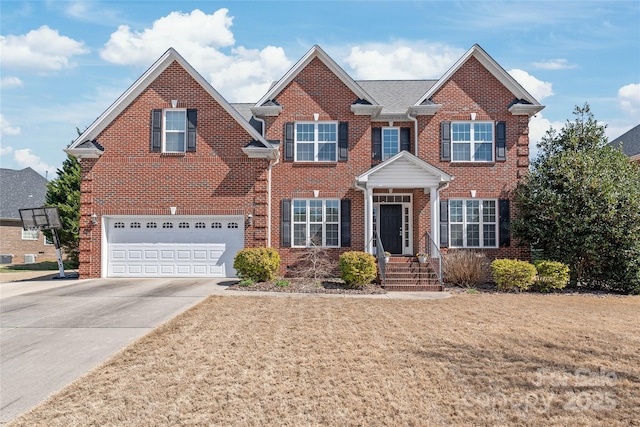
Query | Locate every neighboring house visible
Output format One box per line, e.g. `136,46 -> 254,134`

65,44 -> 543,283
609,124 -> 640,163
0,168 -> 58,264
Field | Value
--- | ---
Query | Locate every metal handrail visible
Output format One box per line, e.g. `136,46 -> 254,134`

424,231 -> 443,285
372,232 -> 386,282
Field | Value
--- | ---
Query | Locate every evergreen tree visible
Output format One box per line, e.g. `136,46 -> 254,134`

513,104 -> 640,293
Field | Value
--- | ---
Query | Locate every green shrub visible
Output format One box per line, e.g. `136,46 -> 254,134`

339,251 -> 377,287
275,278 -> 290,288
233,247 -> 280,282
443,250 -> 491,287
532,260 -> 570,292
491,259 -> 537,292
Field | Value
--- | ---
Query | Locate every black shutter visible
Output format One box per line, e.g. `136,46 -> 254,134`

496,121 -> 506,161
341,199 -> 351,247
338,122 -> 348,161
281,199 -> 291,247
151,109 -> 162,152
441,121 -> 451,161
400,127 -> 411,152
499,199 -> 510,247
186,109 -> 197,152
284,122 -> 294,161
372,128 -> 382,160
439,199 -> 449,247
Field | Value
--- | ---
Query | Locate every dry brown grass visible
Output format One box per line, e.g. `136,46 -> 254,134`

9,294 -> 640,427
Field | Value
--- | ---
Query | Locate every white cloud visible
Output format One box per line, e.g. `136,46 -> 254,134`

0,25 -> 89,71
617,83 -> 640,117
99,8 -> 292,102
344,42 -> 464,79
100,9 -> 235,65
528,113 -> 564,159
13,148 -> 55,175
508,69 -> 554,101
0,145 -> 13,156
0,114 -> 21,137
532,58 -> 578,70
0,77 -> 24,88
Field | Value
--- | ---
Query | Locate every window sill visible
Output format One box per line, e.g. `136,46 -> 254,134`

449,162 -> 495,167
292,162 -> 337,167
160,152 -> 186,157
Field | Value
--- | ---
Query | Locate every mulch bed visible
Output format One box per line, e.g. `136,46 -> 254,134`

227,278 -> 387,294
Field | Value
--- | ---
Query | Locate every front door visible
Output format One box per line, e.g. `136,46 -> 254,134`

379,204 -> 403,254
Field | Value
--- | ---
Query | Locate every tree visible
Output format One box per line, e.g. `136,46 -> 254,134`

513,103 -> 640,294
45,154 -> 81,266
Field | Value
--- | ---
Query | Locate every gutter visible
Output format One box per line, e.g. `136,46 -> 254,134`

406,111 -> 419,157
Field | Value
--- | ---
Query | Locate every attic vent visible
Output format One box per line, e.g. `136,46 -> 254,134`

24,254 -> 36,264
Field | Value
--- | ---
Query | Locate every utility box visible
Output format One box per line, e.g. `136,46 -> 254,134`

24,254 -> 36,264
0,254 -> 13,264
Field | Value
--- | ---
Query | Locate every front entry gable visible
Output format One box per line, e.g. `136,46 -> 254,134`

356,151 -> 453,189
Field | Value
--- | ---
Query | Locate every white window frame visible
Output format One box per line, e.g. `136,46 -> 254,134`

292,199 -> 340,247
449,199 -> 498,248
44,234 -> 54,245
451,121 -> 494,162
22,229 -> 39,240
382,127 -> 400,160
294,121 -> 338,162
163,108 -> 187,153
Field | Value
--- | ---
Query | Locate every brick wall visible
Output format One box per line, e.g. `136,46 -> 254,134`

0,221 -> 58,264
77,61 -> 270,278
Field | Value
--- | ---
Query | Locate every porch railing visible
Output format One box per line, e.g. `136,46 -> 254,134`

373,232 -> 386,283
423,231 -> 443,285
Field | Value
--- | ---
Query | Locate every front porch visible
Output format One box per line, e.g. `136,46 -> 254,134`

381,255 -> 443,291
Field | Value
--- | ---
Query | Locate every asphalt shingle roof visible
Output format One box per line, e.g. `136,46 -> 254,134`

609,124 -> 640,157
357,80 -> 438,115
0,168 -> 49,220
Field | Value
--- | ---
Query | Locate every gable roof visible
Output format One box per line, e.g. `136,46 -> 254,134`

66,48 -> 272,156
609,124 -> 640,158
357,80 -> 437,116
0,168 -> 49,220
355,151 -> 452,189
254,45 -> 377,108
415,44 -> 544,116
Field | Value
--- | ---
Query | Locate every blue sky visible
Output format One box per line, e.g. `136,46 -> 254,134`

1,0 -> 639,178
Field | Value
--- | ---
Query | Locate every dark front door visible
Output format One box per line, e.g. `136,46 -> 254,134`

379,204 -> 403,254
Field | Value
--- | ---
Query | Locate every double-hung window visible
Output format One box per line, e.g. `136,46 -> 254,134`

295,122 -> 337,162
164,109 -> 187,152
452,122 -> 493,162
292,199 -> 339,247
382,127 -> 399,160
22,229 -> 39,240
450,199 -> 497,247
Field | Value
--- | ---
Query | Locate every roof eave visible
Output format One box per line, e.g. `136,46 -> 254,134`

508,104 -> 545,116
407,105 -> 443,116
64,147 -> 103,159
251,105 -> 283,117
350,105 -> 383,116
242,146 -> 279,160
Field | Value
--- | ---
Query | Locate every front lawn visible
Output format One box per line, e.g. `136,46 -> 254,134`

9,293 -> 640,426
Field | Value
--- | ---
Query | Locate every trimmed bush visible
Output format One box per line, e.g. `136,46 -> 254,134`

443,250 -> 491,287
491,259 -> 537,292
339,251 -> 377,287
233,247 -> 280,282
533,260 -> 570,292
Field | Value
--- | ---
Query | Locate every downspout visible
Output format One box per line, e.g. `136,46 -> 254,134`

407,111 -> 419,157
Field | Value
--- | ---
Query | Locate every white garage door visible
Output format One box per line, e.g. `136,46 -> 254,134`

106,216 -> 244,278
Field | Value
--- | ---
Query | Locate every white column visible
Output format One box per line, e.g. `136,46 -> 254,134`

430,186 -> 438,256
365,187 -> 374,253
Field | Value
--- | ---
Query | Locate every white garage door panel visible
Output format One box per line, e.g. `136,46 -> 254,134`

106,216 -> 243,278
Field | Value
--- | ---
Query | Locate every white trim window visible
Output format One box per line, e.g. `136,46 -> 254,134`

292,199 -> 339,247
450,199 -> 497,248
44,234 -> 54,245
22,229 -> 39,240
452,122 -> 493,162
382,127 -> 399,160
163,109 -> 187,152
295,122 -> 337,162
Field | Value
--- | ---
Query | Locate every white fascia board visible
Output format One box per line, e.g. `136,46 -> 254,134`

69,48 -> 271,150
351,105 -> 383,116
250,105 -> 283,117
241,146 -> 279,160
64,147 -> 103,159
255,45 -> 378,108
508,103 -> 545,116
407,105 -> 443,116
415,44 -> 542,108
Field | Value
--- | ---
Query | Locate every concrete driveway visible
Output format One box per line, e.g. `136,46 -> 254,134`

0,277 -> 233,424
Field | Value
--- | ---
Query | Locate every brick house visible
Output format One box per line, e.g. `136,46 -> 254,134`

609,124 -> 640,163
0,168 -> 58,264
66,44 -> 543,285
